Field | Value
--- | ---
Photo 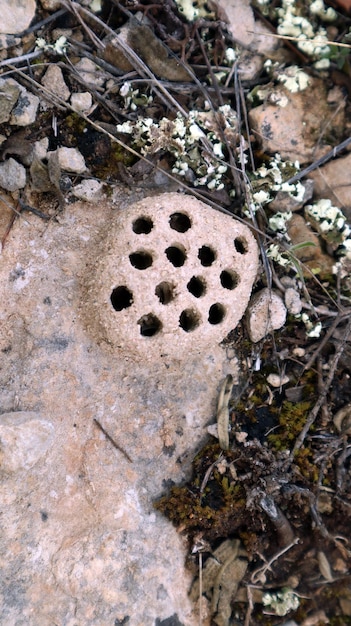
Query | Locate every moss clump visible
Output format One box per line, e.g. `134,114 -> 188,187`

267,400 -> 312,450
155,443 -> 247,541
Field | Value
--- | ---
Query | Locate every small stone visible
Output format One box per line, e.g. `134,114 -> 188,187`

71,92 -> 93,112
292,347 -> 305,357
72,179 -> 103,201
246,288 -> 287,343
0,0 -> 36,34
267,373 -> 289,387
333,404 -> 351,435
0,157 -> 26,191
249,78 -> 341,164
0,411 -> 55,473
0,34 -> 21,51
284,287 -> 302,315
41,65 -> 70,102
309,152 -> 351,218
10,89 -> 39,126
39,0 -> 62,9
33,137 -> 49,160
49,147 -> 86,174
74,57 -> 106,87
0,79 -> 20,124
287,214 -> 334,276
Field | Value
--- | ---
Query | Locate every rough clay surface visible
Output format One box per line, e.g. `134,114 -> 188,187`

85,192 -> 258,360
0,191 -> 242,626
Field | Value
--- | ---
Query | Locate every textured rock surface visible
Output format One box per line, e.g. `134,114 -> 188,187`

309,152 -> 351,218
246,288 -> 286,343
84,192 -> 258,360
0,0 -> 36,34
249,79 -> 344,164
0,192 -> 243,626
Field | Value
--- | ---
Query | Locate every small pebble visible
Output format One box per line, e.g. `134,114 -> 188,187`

267,373 -> 289,387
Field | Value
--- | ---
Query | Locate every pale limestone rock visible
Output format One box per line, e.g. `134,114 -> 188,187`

72,178 -> 104,201
246,288 -> 286,343
249,79 -> 342,164
10,88 -> 39,126
0,0 -> 36,34
0,79 -> 20,123
0,157 -> 26,191
74,57 -> 106,87
84,192 -> 259,360
284,287 -> 302,315
267,373 -> 289,388
0,196 -> 240,625
48,147 -> 86,174
0,412 -> 55,472
41,65 -> 70,102
309,152 -> 351,216
71,91 -> 93,112
209,0 -> 279,80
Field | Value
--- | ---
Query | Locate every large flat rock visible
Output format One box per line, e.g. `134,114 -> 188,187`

0,191 -> 241,625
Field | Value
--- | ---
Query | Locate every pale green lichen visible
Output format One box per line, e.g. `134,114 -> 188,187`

262,587 -> 300,616
173,0 -> 214,21
276,0 -> 336,65
116,106 -> 243,190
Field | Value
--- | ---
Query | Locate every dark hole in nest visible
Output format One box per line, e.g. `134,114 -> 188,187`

138,313 -> 162,336
208,303 -> 225,325
132,216 -> 153,234
129,250 -> 153,269
220,269 -> 239,290
110,286 -> 133,311
179,308 -> 200,332
198,245 -> 216,266
234,237 -> 248,254
169,212 -> 191,232
187,276 -> 206,298
165,245 -> 186,267
155,281 -> 174,304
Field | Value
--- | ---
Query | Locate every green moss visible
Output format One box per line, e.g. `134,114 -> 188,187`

267,400 -> 312,450
154,442 -> 247,540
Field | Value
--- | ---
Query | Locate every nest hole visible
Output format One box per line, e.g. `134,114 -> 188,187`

137,313 -> 162,337
198,245 -> 216,266
110,286 -> 133,311
179,308 -> 200,332
234,237 -> 248,254
208,303 -> 226,325
165,245 -> 186,267
155,281 -> 175,305
132,216 -> 153,234
129,250 -> 153,270
220,270 -> 239,290
187,276 -> 206,298
169,212 -> 191,233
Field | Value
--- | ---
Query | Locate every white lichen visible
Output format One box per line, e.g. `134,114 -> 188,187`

262,587 -> 300,616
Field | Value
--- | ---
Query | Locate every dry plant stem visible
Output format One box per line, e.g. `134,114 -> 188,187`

93,418 -> 132,463
64,0 -> 189,117
285,135 -> 351,185
291,317 -> 351,458
250,538 -> 299,584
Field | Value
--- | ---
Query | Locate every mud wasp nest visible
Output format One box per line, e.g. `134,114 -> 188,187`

86,193 -> 258,360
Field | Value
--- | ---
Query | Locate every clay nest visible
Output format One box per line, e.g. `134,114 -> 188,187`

1,0 -> 351,624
